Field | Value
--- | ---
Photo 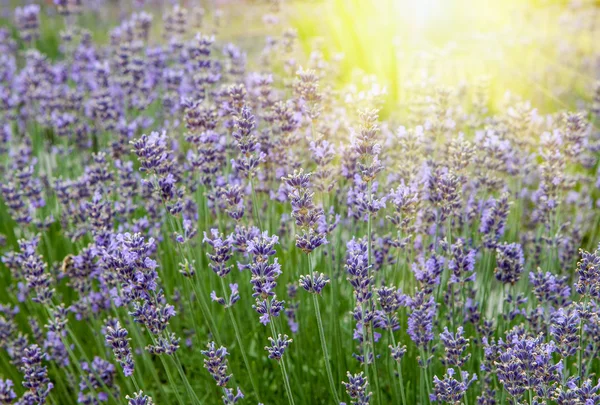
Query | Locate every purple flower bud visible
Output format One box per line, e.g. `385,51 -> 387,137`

126,391 -> 154,405
264,334 -> 292,360
342,371 -> 371,405
299,272 -> 329,294
439,326 -> 470,368
494,242 -> 524,285
105,319 -> 135,377
0,379 -> 16,404
431,369 -> 476,403
201,342 -> 232,387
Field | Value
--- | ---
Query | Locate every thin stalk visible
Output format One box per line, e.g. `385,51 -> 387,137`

366,182 -> 382,405
172,351 -> 203,405
249,177 -> 263,230
268,320 -> 295,405
307,253 -> 341,403
219,277 -> 261,402
389,332 -> 407,405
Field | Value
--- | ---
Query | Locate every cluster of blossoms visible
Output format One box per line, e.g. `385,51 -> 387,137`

201,342 -> 244,404
102,233 -> 180,355
0,1 -> 600,405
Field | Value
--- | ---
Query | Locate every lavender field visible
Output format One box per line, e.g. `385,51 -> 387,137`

1,0 -> 600,404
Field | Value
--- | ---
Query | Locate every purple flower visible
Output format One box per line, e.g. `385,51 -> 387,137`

230,225 -> 261,255
427,166 -> 461,221
265,334 -> 292,360
439,326 -> 470,367
203,229 -> 234,277
299,272 -> 329,294
431,369 -> 476,403
389,344 -> 407,363
8,236 -> 54,304
126,391 -> 154,405
529,269 -> 570,307
78,357 -> 117,404
0,379 -> 16,404
352,109 -> 383,183
342,371 -> 371,405
105,319 -> 135,377
494,242 -> 524,285
201,342 -> 232,387
246,231 -> 278,261
222,387 -> 244,405
550,307 -> 579,358
231,106 -> 264,178
479,193 -> 510,249
345,238 -> 372,304
293,67 -> 322,121
295,228 -> 328,254
575,244 -> 600,298
406,290 -> 436,348
282,170 -> 329,253
253,297 -> 285,326
448,239 -> 477,285
20,345 -> 53,405
412,254 -> 444,294
15,5 -> 40,43
210,283 -> 240,308
495,331 -> 561,400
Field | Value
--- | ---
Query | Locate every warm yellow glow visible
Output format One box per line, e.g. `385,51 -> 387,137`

393,0 -> 445,30
290,0 -> 599,115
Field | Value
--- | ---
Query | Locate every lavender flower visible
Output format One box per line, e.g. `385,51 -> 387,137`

550,307 -> 579,358
242,232 -> 285,325
9,236 -> 54,304
299,272 -> 329,294
407,290 -> 436,349
439,327 -> 470,368
222,387 -> 244,405
495,242 -> 524,285
479,193 -> 510,249
293,67 -> 322,121
203,229 -> 234,277
265,334 -> 292,360
282,170 -> 328,254
412,254 -> 444,294
78,357 -> 117,404
529,269 -> 570,307
575,244 -> 600,298
105,319 -> 135,377
211,283 -> 240,308
352,109 -> 383,183
373,286 -> 405,331
231,106 -> 264,178
126,391 -> 154,405
0,379 -> 16,404
15,5 -> 40,43
448,239 -> 477,285
20,345 -> 53,405
431,369 -> 476,404
389,344 -> 407,363
342,371 -> 371,405
201,342 -> 232,387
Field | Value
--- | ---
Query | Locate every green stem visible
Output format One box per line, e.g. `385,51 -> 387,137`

389,332 -> 407,405
268,321 -> 295,405
219,277 -> 261,402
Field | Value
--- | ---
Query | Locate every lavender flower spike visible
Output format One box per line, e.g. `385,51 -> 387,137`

342,371 -> 371,405
201,342 -> 232,387
0,379 -> 16,404
105,319 -> 135,377
126,391 -> 155,405
265,334 -> 292,360
299,272 -> 330,294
